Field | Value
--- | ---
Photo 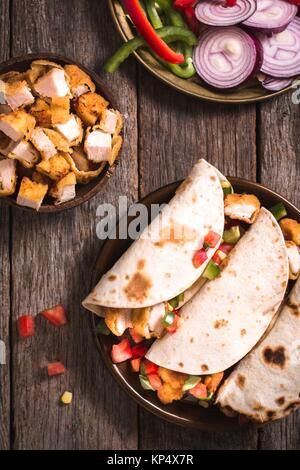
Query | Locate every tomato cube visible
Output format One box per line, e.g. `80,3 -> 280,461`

18,315 -> 35,338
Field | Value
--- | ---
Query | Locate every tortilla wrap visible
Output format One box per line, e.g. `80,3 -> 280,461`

146,208 -> 289,375
216,276 -> 300,423
83,159 -> 225,311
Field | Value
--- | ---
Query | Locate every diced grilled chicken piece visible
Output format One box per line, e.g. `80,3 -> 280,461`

17,176 -> 48,211
99,109 -> 118,134
36,154 -> 70,181
147,303 -> 165,337
224,194 -> 261,224
8,140 -> 39,168
32,170 -> 52,187
64,64 -> 96,99
29,98 -> 52,128
157,367 -> 188,405
30,128 -> 57,160
0,159 -> 17,196
69,147 -> 90,172
4,81 -> 34,111
280,218 -> 300,246
50,96 -> 70,125
104,308 -> 132,336
34,68 -> 70,98
43,128 -> 72,154
49,172 -> 76,205
74,92 -> 108,127
0,131 -> 17,156
0,110 -> 36,141
0,104 -> 13,115
285,241 -> 300,280
84,127 -> 112,163
54,115 -> 83,145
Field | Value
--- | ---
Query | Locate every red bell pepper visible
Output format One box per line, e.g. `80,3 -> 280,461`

193,248 -> 208,268
204,230 -> 221,249
123,0 -> 184,64
130,358 -> 142,372
111,338 -> 133,363
174,0 -> 196,8
40,304 -> 67,327
166,312 -> 182,334
219,243 -> 234,256
182,6 -> 200,36
18,315 -> 35,338
47,362 -> 66,377
189,382 -> 208,399
148,373 -> 163,390
143,359 -> 159,375
131,343 -> 148,359
129,328 -> 144,344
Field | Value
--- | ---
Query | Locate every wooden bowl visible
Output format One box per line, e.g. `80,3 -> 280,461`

89,177 -> 300,431
0,53 -> 122,213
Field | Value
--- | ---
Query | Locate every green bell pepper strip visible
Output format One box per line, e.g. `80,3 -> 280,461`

104,26 -> 197,73
146,0 -> 163,29
270,202 -> 287,222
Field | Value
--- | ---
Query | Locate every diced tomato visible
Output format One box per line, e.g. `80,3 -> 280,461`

129,328 -> 144,344
130,358 -> 141,373
189,382 -> 208,399
143,359 -> 159,375
111,338 -> 132,364
166,313 -> 182,334
18,315 -> 35,338
131,343 -> 148,359
47,362 -> 66,377
148,373 -> 162,390
204,231 -> 221,249
193,248 -> 208,268
182,6 -> 200,36
219,243 -> 234,256
212,248 -> 227,266
40,304 -> 67,327
174,0 -> 196,9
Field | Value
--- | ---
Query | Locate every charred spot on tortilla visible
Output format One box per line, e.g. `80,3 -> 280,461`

124,272 -> 152,303
201,364 -> 208,372
178,362 -> 184,368
210,175 -> 216,181
287,299 -> 300,316
108,274 -> 117,282
255,286 -> 260,291
125,275 -> 130,280
236,374 -> 246,389
241,329 -> 246,336
262,346 -> 286,369
275,397 -> 285,406
176,176 -> 192,194
284,401 -> 300,412
272,221 -> 277,228
190,337 -> 194,343
137,259 -> 146,271
214,319 -> 228,329
192,194 -> 197,203
267,410 -> 276,419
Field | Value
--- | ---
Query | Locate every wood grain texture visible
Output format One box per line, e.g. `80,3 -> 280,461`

137,69 -> 258,449
10,0 -> 138,450
0,0 -> 11,451
258,93 -> 300,450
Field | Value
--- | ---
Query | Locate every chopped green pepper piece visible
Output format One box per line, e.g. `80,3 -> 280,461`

162,311 -> 175,327
199,391 -> 213,402
146,0 -> 163,29
270,202 -> 287,222
203,261 -> 221,281
96,320 -> 110,336
182,375 -> 201,392
139,374 -> 155,391
221,181 -> 233,196
223,226 -> 241,245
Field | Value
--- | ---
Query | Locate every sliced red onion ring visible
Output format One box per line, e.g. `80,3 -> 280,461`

195,0 -> 257,26
260,75 -> 293,90
193,27 -> 263,89
257,16 -> 300,78
243,0 -> 297,33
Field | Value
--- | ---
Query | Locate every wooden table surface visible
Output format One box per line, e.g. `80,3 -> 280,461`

0,0 -> 299,451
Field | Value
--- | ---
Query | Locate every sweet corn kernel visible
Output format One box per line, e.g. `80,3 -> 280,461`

61,391 -> 72,405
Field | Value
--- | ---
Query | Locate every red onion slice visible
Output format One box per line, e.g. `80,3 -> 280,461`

257,16 -> 300,77
260,76 -> 293,90
195,0 -> 257,27
193,27 -> 263,89
243,0 -> 297,33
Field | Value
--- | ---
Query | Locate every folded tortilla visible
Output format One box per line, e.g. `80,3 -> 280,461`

146,208 -> 289,375
216,276 -> 300,423
83,159 -> 225,312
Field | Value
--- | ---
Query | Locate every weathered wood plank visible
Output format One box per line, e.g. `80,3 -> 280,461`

0,0 -> 11,451
258,93 -> 300,450
138,70 -> 258,449
10,0 -> 138,449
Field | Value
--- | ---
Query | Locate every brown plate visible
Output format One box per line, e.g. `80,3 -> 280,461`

0,52 -> 122,213
89,177 -> 300,430
108,0 -> 298,104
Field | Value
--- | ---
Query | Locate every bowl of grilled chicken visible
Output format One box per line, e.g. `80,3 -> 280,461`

0,53 -> 123,212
